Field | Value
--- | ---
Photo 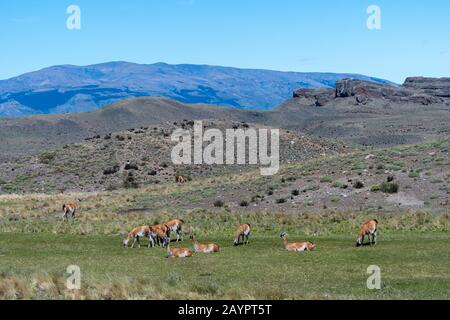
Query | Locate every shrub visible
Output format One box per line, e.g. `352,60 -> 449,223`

303,184 -> 320,192
124,163 -> 139,171
331,181 -> 347,189
408,171 -> 420,178
276,198 -> 286,204
352,162 -> 368,170
353,181 -> 365,189
123,173 -> 139,189
371,185 -> 381,192
214,200 -> 224,208
330,196 -> 340,203
291,189 -> 300,196
39,152 -> 55,164
103,165 -> 120,175
320,176 -> 333,183
380,182 -> 399,194
240,200 -> 249,207
191,281 -> 220,295
251,195 -> 263,202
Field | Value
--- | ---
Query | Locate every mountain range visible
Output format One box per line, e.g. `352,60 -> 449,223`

0,61 -> 393,117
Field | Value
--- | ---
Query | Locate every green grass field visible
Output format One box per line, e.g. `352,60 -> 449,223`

1,230 -> 449,300
0,171 -> 449,300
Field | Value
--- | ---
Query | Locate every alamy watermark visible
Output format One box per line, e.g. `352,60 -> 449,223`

66,5 -> 81,30
171,121 -> 280,176
66,265 -> 81,290
367,5 -> 381,30
367,265 -> 381,290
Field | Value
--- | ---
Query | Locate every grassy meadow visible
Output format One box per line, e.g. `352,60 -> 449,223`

0,194 -> 448,299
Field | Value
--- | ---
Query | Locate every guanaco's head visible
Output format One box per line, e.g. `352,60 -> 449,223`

306,242 -> 316,251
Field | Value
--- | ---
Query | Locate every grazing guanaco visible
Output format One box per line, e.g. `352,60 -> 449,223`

356,219 -> 378,247
190,235 -> 220,253
233,224 -> 251,246
166,240 -> 193,258
280,232 -> 316,252
150,225 -> 169,247
123,226 -> 154,248
62,200 -> 80,220
175,175 -> 188,184
165,219 -> 184,242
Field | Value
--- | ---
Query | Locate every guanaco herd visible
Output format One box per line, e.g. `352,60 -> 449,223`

63,202 -> 379,258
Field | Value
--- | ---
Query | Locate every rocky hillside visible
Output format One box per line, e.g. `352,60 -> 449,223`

0,97 -> 261,161
273,77 -> 450,146
0,120 -> 347,194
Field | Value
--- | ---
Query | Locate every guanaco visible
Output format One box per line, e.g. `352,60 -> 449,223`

356,219 -> 378,247
165,219 -> 184,242
62,200 -> 80,220
175,175 -> 188,184
150,225 -> 169,247
166,240 -> 193,258
123,226 -> 154,248
280,232 -> 316,252
233,224 -> 251,246
190,235 -> 220,253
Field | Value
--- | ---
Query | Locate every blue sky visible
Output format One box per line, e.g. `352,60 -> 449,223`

0,0 -> 449,83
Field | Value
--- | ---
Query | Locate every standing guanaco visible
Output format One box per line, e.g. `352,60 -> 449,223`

123,226 -> 154,248
62,200 -> 81,220
280,232 -> 316,252
233,224 -> 251,246
166,239 -> 193,258
190,235 -> 220,253
150,225 -> 169,247
356,219 -> 378,247
165,219 -> 184,242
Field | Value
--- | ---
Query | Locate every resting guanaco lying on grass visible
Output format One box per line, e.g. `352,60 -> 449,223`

356,219 -> 378,247
123,226 -> 154,248
190,235 -> 220,253
280,232 -> 316,252
166,240 -> 193,258
62,200 -> 80,220
233,224 -> 251,246
165,219 -> 184,242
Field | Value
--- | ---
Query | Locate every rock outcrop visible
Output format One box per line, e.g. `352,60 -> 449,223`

293,77 -> 449,106
293,88 -> 335,106
403,77 -> 450,98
